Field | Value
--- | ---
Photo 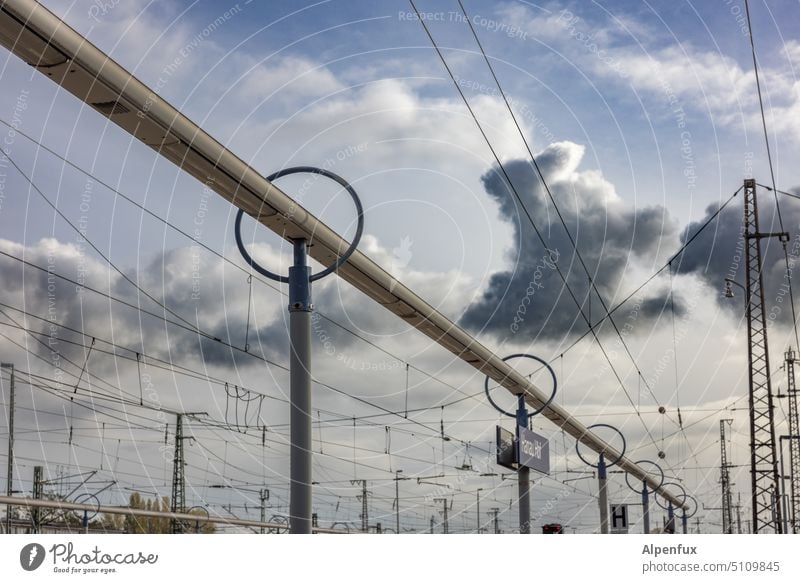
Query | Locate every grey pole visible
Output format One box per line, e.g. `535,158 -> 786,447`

476,488 -> 483,533
667,501 -> 675,533
516,395 -> 530,534
2,363 -> 14,534
642,481 -> 650,534
779,436 -> 790,534
232,166 -> 363,535
736,494 -> 743,533
434,498 -> 449,534
682,510 -> 688,534
259,489 -> 269,535
395,470 -> 402,534
289,239 -> 312,534
598,453 -> 609,534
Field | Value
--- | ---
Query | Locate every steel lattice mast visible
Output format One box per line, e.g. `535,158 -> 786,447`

171,414 -> 186,534
743,178 -> 784,533
785,348 -> 800,533
720,420 -> 734,534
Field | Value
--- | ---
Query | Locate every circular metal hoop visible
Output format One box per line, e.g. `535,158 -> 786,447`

624,460 -> 665,494
71,493 -> 100,521
654,481 -> 688,510
185,505 -> 210,531
575,423 -> 627,469
681,494 -> 698,519
268,514 -> 289,534
483,353 -> 557,419
234,166 -> 365,283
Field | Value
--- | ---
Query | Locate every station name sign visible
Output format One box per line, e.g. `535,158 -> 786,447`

496,425 -> 550,474
517,426 -> 550,474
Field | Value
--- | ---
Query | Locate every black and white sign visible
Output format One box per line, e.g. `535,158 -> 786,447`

496,426 -> 518,470
516,426 -> 550,474
610,504 -> 629,534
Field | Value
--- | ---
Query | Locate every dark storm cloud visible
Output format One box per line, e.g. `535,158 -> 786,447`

0,239 -> 290,372
461,142 -> 679,342
673,187 -> 800,325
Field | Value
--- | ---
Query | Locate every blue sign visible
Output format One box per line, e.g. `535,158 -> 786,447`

516,426 -> 550,474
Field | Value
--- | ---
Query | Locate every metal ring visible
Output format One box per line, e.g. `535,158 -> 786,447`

483,354 -> 557,419
624,460 -> 665,494
681,494 -> 698,519
654,481 -> 688,510
575,423 -> 626,468
234,166 -> 364,283
268,514 -> 289,534
185,505 -> 210,532
72,493 -> 100,521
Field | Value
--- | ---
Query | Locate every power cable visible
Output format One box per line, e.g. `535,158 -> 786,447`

744,0 -> 800,351
409,0 -> 669,461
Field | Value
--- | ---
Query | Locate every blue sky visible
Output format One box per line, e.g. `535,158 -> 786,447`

1,0 -> 800,532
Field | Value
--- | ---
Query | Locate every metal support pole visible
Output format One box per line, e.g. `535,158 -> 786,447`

491,507 -> 500,534
259,489 -> 269,535
642,482 -> 650,534
233,167 -> 363,535
598,453 -> 609,534
395,471 -> 401,534
170,414 -> 186,534
516,395 -> 530,534
720,419 -> 735,533
435,498 -> 449,534
32,465 -> 43,534
742,179 -> 784,533
289,239 -> 312,534
476,488 -> 482,533
780,437 -> 789,534
736,495 -> 743,534
2,363 -> 14,533
667,501 -> 675,533
682,510 -> 688,534
358,480 -> 368,533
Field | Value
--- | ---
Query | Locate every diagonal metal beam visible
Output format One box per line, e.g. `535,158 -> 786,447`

0,0 -> 685,507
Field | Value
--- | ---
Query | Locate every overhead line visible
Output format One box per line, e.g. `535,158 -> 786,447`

409,0 -> 667,460
0,116 -> 484,409
744,0 -> 800,351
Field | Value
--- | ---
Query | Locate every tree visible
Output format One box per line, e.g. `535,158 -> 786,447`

121,493 -> 213,533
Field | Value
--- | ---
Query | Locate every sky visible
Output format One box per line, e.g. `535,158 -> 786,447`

1,0 -> 800,533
